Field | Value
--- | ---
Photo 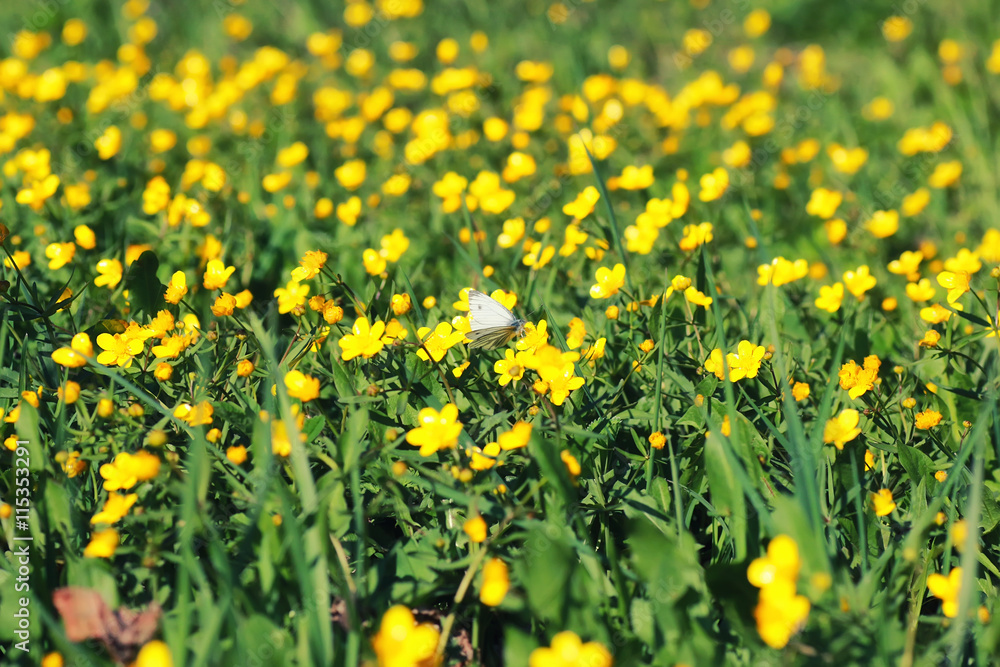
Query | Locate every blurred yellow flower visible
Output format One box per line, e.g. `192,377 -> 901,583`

95,125 -> 122,160
927,568 -> 963,618
698,167 -> 729,201
824,409 -> 861,450
84,529 -> 119,559
285,370 -> 320,402
865,209 -> 899,239
881,16 -> 912,42
589,263 -> 626,299
871,488 -> 896,516
479,557 -> 509,607
406,404 -> 462,456
371,606 -> 439,667
95,259 -> 123,289
929,159 -> 963,189
843,265 -> 876,299
679,222 -> 713,251
530,631 -> 613,667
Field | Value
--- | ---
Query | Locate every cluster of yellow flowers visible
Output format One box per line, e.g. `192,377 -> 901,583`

747,535 -> 811,649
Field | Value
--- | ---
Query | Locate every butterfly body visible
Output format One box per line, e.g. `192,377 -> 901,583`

466,290 -> 527,350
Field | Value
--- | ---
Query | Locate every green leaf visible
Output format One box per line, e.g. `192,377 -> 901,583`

703,431 -> 747,559
516,522 -> 574,623
897,443 -> 936,484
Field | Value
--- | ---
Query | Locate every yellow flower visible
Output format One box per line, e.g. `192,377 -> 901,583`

814,282 -> 844,313
744,8 -> 771,37
928,160 -> 962,188
704,348 -> 725,380
334,159 -> 366,190
560,224 -> 590,256
678,222 -> 713,251
391,293 -> 411,316
339,317 -> 387,361
73,222 -> 96,248
52,331 -> 94,368
615,164 -> 655,191
864,210 -> 899,239
479,557 -> 509,607
757,257 -> 808,286
905,278 -> 936,302
901,188 -> 930,216
562,186 -> 601,219
944,248 -> 982,274
468,441 -> 501,471
698,167 -> 728,201
95,125 -> 121,160
45,242 -> 76,269
726,340 -> 766,382
914,409 -> 943,430
379,228 -> 410,262
825,219 -> 847,245
649,432 -> 666,449
882,16 -> 912,42
90,492 -> 138,525
888,251 -> 923,277
99,450 -> 161,491
936,270 -> 970,304
363,249 -> 387,275
589,263 -> 626,299
174,401 -> 214,426
920,304 -> 953,324
918,330 -> 941,348
285,370 -> 320,402
336,196 -> 362,226
827,143 -> 868,175
135,640 -> 174,667
494,349 -> 528,386
529,631 -> 613,667
463,515 -> 487,543
684,286 -> 713,307
84,529 -> 119,558
274,280 -> 310,315
416,322 -> 465,362
871,488 -> 896,516
792,382 -> 810,402
405,404 -> 462,456
203,258 -> 235,290
805,187 -> 842,219
843,265 -> 876,299
291,250 -> 328,282
747,535 -> 810,649
623,219 -> 657,255
838,356 -> 880,399
927,567 -> 963,618
371,606 -> 440,667
823,409 -> 861,450
497,217 -> 526,248
94,259 -> 123,289
498,422 -> 532,450
96,333 -> 144,368
898,122 -> 953,155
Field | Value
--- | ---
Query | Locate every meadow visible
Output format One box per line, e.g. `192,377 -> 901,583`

1,0 -> 999,665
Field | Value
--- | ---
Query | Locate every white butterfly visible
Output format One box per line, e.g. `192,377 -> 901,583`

466,290 -> 527,350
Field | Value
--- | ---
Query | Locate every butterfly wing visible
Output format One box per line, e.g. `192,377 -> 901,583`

467,290 -> 516,330
466,290 -> 521,350
466,327 -> 519,349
